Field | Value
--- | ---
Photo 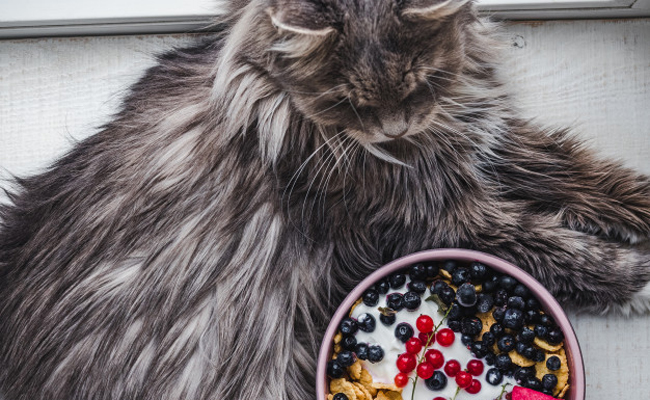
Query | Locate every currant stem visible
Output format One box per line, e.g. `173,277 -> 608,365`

451,386 -> 461,400
495,383 -> 511,400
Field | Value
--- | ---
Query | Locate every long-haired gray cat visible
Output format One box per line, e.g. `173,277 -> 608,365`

1,0 -> 649,399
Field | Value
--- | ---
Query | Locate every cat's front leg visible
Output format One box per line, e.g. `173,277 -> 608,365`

488,122 -> 650,243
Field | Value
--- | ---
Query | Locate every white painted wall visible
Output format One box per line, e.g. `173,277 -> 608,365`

0,19 -> 649,399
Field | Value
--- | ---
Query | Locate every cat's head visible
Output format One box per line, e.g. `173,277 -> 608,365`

259,0 -> 481,144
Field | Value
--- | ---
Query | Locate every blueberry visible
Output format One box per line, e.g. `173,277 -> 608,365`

490,323 -> 505,338
394,322 -> 414,343
451,267 -> 471,286
546,355 -> 561,371
460,304 -> 478,317
438,286 -> 456,305
367,345 -> 384,363
532,349 -> 546,362
375,279 -> 390,294
386,293 -> 404,311
445,305 -> 461,323
461,317 -> 482,337
497,335 -> 515,352
333,394 -> 349,400
495,353 -> 512,371
515,341 -> 527,355
362,289 -> 379,307
542,374 -> 558,390
534,324 -> 549,340
379,313 -> 396,326
526,297 -> 540,311
525,377 -> 542,391
513,284 -> 531,299
409,263 -> 427,281
524,309 -> 541,324
326,360 -> 344,378
483,275 -> 499,293
456,282 -> 477,307
339,318 -> 358,335
341,335 -> 357,351
485,352 -> 496,366
492,306 -> 506,323
461,334 -> 474,346
494,289 -> 509,306
425,370 -> 448,391
514,367 -> 535,384
403,291 -> 422,311
431,280 -> 448,295
470,262 -> 488,281
469,341 -> 490,358
354,343 -> 369,360
547,327 -> 564,344
507,296 -> 526,310
499,276 -> 518,292
477,293 -> 495,313
447,319 -> 462,332
408,280 -> 427,294
521,345 -> 536,360
357,313 -> 376,332
389,273 -> 406,289
336,350 -> 356,367
518,327 -> 535,344
442,260 -> 457,273
502,308 -> 524,330
486,368 -> 504,385
482,331 -> 496,346
539,314 -> 554,326
425,263 -> 439,278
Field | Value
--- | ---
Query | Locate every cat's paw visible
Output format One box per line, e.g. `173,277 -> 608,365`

617,281 -> 650,315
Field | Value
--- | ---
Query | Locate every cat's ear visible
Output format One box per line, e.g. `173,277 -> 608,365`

401,0 -> 472,20
266,1 -> 336,36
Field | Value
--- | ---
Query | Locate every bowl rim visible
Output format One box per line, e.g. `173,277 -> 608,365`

316,248 -> 586,400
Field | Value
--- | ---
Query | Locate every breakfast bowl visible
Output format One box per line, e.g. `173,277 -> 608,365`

316,248 -> 585,400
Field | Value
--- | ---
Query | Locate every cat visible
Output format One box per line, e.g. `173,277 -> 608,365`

1,0 -> 649,399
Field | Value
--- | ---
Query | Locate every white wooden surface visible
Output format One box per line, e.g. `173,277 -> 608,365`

1,19 -> 649,399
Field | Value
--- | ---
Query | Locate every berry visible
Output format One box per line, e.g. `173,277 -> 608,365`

495,353 -> 512,371
443,359 -> 461,377
362,289 -> 379,306
513,284 -> 531,299
484,353 -> 496,366
518,327 -> 535,344
499,276 -> 518,292
546,356 -> 561,371
490,323 -> 505,337
469,341 -> 490,358
375,279 -> 390,294
425,349 -> 445,369
447,303 -> 462,320
451,267 -> 471,286
326,360 -> 344,378
425,371 -> 448,391
339,318 -> 358,335
418,331 -> 435,345
534,324 -> 549,340
526,297 -> 540,311
433,398 -> 446,400
497,335 -> 515,353
514,367 -> 535,384
403,291 -> 422,310
502,308 -> 525,330
476,293 -> 495,313
542,374 -> 558,390
466,359 -> 484,376
394,372 -> 409,388
386,293 -> 404,311
431,280 -> 448,295
405,337 -> 423,354
547,327 -> 564,344
409,263 -> 427,281
482,331 -> 496,346
461,334 -> 473,346
436,328 -> 455,347
466,379 -> 482,394
461,317 -> 482,336
416,315 -> 434,333
379,313 -> 396,326
389,273 -> 406,289
486,368 -> 503,385
455,371 -> 472,388
425,263 -> 439,278
341,335 -> 357,351
494,289 -> 509,306
532,349 -> 546,362
336,351 -> 356,367
507,296 -> 526,310
525,309 -> 541,324
357,313 -> 376,332
355,343 -> 369,360
367,345 -> 384,363
408,280 -> 428,294
417,361 -> 435,379
395,323 -> 414,343
492,306 -> 506,322
396,353 -> 417,373
438,286 -> 456,305
525,377 -> 543,391
442,260 -> 457,273
332,394 -> 349,400
483,275 -> 499,293
447,319 -> 462,332
469,262 -> 488,281
456,283 -> 478,307
539,314 -> 554,326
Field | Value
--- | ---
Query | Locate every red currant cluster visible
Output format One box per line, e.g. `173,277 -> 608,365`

393,314 -> 484,398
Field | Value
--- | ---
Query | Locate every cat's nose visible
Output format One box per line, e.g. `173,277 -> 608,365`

380,113 -> 409,139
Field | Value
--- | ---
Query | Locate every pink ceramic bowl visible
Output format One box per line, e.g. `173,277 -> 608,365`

316,248 -> 585,400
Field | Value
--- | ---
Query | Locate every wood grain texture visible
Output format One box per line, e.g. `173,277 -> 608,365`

0,19 -> 649,400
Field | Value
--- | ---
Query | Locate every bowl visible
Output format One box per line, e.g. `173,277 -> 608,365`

316,248 -> 585,400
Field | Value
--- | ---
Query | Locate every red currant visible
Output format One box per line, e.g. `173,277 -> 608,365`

416,361 -> 435,380
455,371 -> 472,388
416,315 -> 434,333
436,328 -> 455,347
466,379 -> 482,394
443,359 -> 461,377
394,372 -> 410,388
396,353 -> 417,373
418,331 -> 434,346
424,349 -> 445,370
466,359 -> 484,376
405,337 -> 423,354
433,398 -> 446,400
